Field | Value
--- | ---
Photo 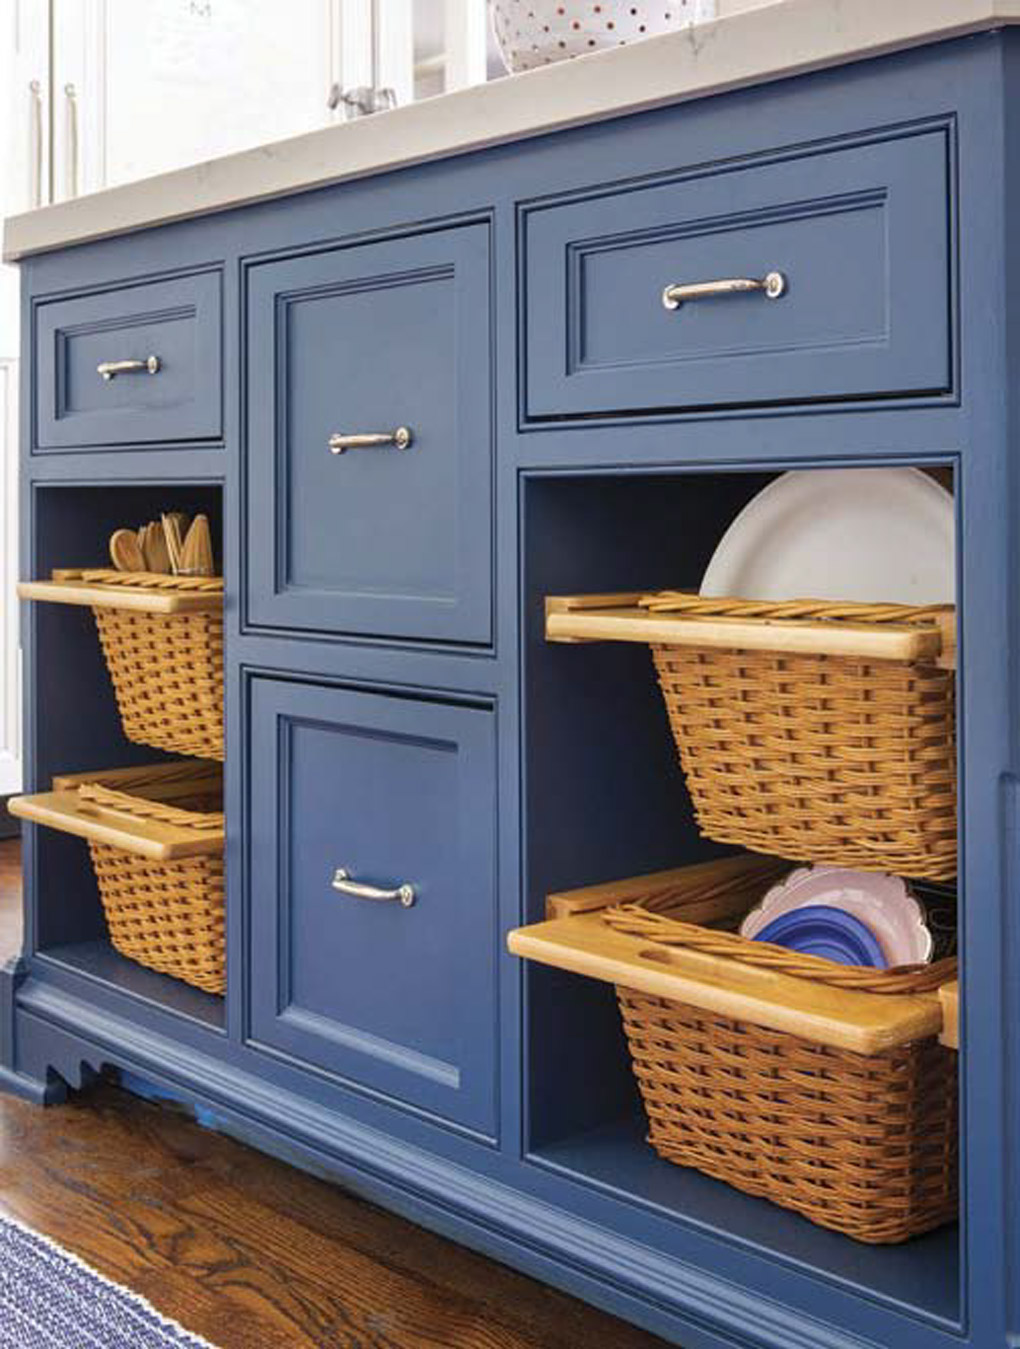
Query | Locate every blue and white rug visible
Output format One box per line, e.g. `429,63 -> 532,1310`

0,1211 -> 214,1348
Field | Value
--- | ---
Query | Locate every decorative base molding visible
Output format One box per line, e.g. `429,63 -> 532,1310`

0,1064 -> 66,1105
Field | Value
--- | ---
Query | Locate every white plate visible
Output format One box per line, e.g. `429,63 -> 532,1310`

740,865 -> 934,966
700,468 -> 954,604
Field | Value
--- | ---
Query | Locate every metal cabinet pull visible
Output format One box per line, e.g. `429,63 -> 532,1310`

662,271 -> 787,310
29,79 -> 43,208
64,83 -> 79,199
97,356 -> 161,382
328,426 -> 413,455
332,867 -> 415,908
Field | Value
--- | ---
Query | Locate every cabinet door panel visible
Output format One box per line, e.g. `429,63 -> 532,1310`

248,677 -> 498,1137
523,128 -> 952,419
246,224 -> 492,643
34,272 -> 222,449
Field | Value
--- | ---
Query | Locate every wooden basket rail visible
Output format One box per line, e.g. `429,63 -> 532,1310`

508,855 -> 959,1054
545,591 -> 956,668
9,760 -> 224,861
18,568 -> 223,614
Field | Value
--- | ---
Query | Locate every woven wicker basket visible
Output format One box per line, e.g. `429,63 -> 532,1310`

11,761 -> 225,995
19,570 -> 223,761
509,855 -> 959,1244
644,593 -> 957,880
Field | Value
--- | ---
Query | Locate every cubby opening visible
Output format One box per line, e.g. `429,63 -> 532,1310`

26,483 -> 224,1029
519,466 -> 960,1326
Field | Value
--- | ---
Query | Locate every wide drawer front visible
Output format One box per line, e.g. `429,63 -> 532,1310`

246,222 -> 492,644
523,128 -> 951,419
248,678 -> 498,1137
34,271 -> 222,449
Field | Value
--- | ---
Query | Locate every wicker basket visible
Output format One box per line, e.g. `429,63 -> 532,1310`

19,570 -> 224,761
546,592 -> 957,880
509,855 -> 959,1244
10,761 -> 225,995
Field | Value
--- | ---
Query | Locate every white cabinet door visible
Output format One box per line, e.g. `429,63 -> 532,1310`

79,0 -> 344,189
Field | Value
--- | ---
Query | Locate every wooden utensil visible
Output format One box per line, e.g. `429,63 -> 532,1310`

161,514 -> 187,575
109,528 -> 146,573
141,521 -> 171,573
179,514 -> 215,577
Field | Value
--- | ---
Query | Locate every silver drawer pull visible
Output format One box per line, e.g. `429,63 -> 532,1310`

332,867 -> 415,908
662,272 -> 787,310
97,356 -> 161,381
329,426 -> 413,455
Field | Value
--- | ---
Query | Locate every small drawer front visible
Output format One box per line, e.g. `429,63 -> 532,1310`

248,678 -> 497,1137
523,129 -> 951,419
35,271 -> 222,448
246,223 -> 492,643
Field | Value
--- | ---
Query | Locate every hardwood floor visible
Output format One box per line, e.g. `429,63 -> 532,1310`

0,838 -> 21,963
0,839 -> 670,1348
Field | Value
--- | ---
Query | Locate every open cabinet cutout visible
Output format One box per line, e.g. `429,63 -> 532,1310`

23,484 -> 225,1029
519,466 -> 960,1325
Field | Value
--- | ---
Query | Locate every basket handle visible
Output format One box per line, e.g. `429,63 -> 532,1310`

8,785 -> 223,861
545,593 -> 954,666
508,910 -> 950,1055
603,904 -> 957,995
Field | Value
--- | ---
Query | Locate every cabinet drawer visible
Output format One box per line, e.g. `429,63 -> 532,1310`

522,129 -> 951,420
248,678 -> 498,1137
246,223 -> 492,643
34,271 -> 222,449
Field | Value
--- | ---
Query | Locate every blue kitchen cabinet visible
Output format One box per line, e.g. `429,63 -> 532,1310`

5,25 -> 1020,1349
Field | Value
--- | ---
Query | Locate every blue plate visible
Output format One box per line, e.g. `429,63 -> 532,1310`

754,904 -> 888,968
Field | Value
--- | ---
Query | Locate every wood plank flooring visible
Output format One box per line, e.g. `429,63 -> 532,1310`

0,839 -> 670,1349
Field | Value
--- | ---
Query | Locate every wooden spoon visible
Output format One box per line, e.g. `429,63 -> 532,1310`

161,513 -> 186,575
142,521 -> 171,573
179,514 -> 215,577
109,528 -> 145,573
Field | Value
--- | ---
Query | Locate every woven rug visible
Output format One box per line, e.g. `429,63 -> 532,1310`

0,1212 -> 214,1348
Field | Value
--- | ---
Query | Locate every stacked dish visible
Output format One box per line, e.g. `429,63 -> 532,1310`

740,866 -> 935,968
699,467 -> 955,605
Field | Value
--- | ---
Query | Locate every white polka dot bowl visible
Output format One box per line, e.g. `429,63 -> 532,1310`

489,1 -> 710,74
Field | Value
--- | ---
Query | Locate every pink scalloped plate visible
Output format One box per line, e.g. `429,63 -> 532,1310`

740,865 -> 934,966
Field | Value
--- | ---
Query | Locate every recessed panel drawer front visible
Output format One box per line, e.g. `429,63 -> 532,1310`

35,271 -> 222,449
246,223 -> 492,643
523,129 -> 951,419
248,678 -> 498,1137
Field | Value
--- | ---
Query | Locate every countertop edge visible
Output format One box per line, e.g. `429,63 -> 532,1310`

5,0 -> 1019,262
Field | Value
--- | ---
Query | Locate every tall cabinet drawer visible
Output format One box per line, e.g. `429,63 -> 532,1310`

34,271 -> 222,449
246,222 -> 492,644
522,128 -> 952,420
248,677 -> 498,1137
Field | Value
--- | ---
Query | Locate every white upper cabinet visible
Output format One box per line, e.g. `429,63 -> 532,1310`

46,0 -> 493,194
78,0 -> 343,189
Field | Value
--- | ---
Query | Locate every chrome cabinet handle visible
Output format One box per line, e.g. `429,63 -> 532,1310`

97,356 -> 161,381
29,79 -> 43,208
328,426 -> 413,455
64,83 -> 79,199
332,868 -> 415,908
662,271 -> 787,310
